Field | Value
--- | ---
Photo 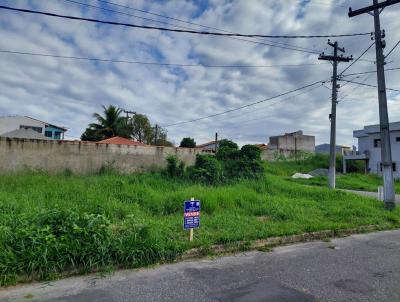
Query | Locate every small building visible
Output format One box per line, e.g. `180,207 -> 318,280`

196,140 -> 218,153
0,116 -> 67,140
316,144 -> 351,155
268,130 -> 315,153
343,122 -> 400,179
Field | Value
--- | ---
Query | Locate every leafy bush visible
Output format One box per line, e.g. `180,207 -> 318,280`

187,154 -> 223,184
240,144 -> 262,161
165,155 -> 185,178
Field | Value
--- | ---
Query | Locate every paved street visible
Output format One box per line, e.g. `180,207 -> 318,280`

1,230 -> 400,302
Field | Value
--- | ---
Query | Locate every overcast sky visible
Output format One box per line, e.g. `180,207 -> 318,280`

0,0 -> 399,146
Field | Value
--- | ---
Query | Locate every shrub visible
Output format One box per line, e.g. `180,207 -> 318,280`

165,155 -> 185,178
187,154 -> 223,184
240,144 -> 262,161
216,139 -> 240,161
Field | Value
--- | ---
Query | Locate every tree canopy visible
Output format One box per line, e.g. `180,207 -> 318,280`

179,137 -> 196,148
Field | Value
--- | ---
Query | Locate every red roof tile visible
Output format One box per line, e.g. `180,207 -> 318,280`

98,136 -> 148,146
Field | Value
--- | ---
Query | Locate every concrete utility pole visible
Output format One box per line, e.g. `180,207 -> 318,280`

349,0 -> 399,210
318,41 -> 353,189
215,132 -> 218,153
154,124 -> 159,145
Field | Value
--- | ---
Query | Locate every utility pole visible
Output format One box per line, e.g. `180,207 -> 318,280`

154,124 -> 159,145
215,132 -> 218,153
349,0 -> 399,210
123,110 -> 136,126
318,41 -> 353,189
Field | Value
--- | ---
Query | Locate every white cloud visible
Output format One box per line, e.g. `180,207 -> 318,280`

0,0 -> 399,147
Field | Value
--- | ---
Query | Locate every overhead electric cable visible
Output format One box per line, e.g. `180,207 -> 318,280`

338,42 -> 375,76
339,79 -> 400,92
0,49 -> 330,68
341,67 -> 400,77
385,39 -> 400,58
162,81 -> 323,127
0,5 -> 373,39
67,0 -> 321,54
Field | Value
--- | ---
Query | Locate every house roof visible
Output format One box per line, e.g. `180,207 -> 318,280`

97,136 -> 148,146
255,143 -> 268,150
24,116 -> 68,131
196,140 -> 217,148
0,128 -> 50,140
353,121 -> 400,138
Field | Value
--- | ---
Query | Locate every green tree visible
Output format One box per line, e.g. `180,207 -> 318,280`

130,114 -> 153,143
179,137 -> 196,148
81,105 -> 128,141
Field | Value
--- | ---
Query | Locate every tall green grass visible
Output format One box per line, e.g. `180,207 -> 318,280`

1,160 -> 400,286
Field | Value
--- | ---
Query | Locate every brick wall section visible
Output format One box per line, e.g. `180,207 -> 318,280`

0,138 -> 204,175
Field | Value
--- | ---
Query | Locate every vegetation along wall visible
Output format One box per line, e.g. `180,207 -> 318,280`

0,138 -> 203,174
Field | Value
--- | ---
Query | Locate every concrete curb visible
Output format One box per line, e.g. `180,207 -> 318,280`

181,225 -> 381,260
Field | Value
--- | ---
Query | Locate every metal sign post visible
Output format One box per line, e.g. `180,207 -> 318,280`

183,197 -> 200,241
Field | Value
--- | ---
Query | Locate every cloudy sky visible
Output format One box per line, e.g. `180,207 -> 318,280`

0,0 -> 399,146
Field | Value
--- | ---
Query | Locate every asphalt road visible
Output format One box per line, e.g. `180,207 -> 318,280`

1,230 -> 400,302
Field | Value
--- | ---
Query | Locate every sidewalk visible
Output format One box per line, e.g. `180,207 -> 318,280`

342,189 -> 400,203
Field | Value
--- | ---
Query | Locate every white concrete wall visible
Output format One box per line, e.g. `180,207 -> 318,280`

0,116 -> 45,135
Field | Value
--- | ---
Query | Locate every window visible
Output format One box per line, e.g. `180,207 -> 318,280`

380,162 -> 397,172
20,125 -> 42,133
374,138 -> 381,148
45,131 -> 52,138
396,137 -> 400,142
54,131 -> 62,140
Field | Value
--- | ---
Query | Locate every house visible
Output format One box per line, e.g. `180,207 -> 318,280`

316,144 -> 351,155
268,130 -> 315,153
0,116 -> 67,140
343,122 -> 400,179
196,140 -> 218,153
97,136 -> 148,146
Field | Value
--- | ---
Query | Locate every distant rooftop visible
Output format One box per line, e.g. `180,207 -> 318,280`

353,121 -> 400,138
97,136 -> 148,146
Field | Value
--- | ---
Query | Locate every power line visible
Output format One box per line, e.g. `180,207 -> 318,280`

0,49 -> 330,68
162,81 -> 323,127
214,84 -> 324,124
86,0 -> 321,54
385,39 -> 400,58
338,42 -> 375,76
61,0 -> 319,55
0,5 -> 373,39
341,67 -> 400,77
339,78 -> 400,92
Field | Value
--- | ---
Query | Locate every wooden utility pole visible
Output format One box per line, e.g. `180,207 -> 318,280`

214,132 -> 218,153
123,110 -> 136,126
349,0 -> 399,210
318,41 -> 353,189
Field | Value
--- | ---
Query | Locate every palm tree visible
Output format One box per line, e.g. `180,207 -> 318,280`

89,105 -> 127,139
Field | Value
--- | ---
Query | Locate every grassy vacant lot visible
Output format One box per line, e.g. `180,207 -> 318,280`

1,155 -> 400,286
270,154 -> 400,193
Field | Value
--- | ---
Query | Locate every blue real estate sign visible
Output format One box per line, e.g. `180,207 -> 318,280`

183,200 -> 200,230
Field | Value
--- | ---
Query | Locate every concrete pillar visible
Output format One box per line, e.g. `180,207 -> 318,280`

343,158 -> 347,174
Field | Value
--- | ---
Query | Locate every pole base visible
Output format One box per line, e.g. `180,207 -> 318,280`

384,202 -> 395,211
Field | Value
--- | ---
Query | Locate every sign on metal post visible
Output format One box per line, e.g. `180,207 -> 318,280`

184,198 -> 200,241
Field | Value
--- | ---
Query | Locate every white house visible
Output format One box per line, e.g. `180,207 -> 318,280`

0,116 -> 67,140
343,122 -> 400,179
